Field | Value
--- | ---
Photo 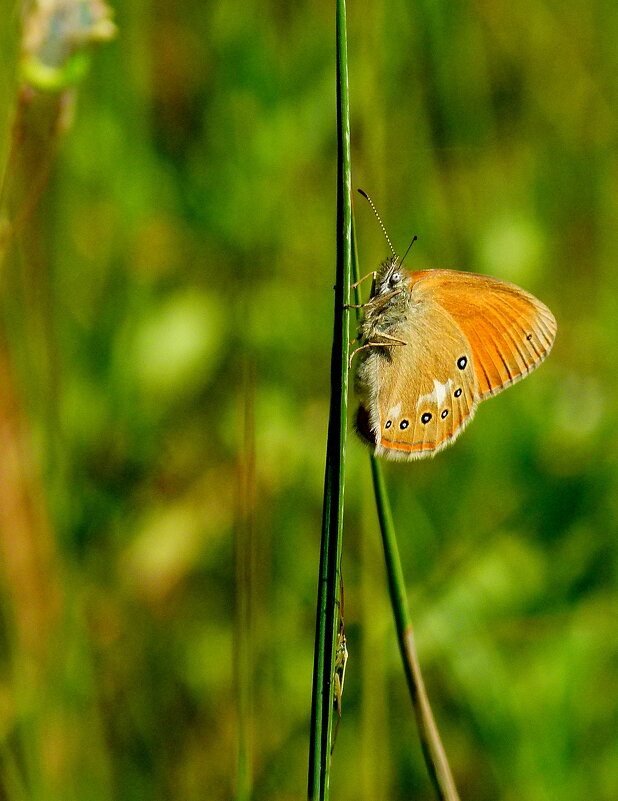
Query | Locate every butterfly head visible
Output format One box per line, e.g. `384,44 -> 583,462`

359,256 -> 412,342
373,256 -> 408,298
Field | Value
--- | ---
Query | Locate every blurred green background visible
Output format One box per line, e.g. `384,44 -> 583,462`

0,0 -> 616,799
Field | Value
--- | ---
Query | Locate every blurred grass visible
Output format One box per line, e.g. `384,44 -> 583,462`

0,1 -> 616,800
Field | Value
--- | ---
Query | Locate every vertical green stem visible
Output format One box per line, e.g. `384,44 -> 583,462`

307,0 -> 351,798
371,458 -> 461,801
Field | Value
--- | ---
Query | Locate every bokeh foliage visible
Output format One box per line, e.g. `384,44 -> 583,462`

0,1 -> 616,800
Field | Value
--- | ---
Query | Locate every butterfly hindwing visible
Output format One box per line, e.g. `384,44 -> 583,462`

357,297 -> 478,460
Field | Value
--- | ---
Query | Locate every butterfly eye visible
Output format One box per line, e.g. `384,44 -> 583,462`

391,271 -> 402,284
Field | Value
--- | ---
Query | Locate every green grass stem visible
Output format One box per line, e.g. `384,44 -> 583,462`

307,1 -> 352,799
370,458 -> 461,801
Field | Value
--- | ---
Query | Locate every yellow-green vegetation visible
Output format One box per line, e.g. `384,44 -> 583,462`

0,1 -> 616,800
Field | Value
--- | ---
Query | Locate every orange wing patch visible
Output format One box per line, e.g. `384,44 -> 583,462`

409,270 -> 557,400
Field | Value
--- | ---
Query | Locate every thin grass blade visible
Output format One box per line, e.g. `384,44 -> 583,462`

307,0 -> 352,798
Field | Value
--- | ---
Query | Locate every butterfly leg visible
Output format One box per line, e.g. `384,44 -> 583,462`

344,271 -> 379,309
377,331 -> 408,345
345,286 -> 405,311
350,270 -> 377,290
347,329 -> 401,349
348,337 -> 407,368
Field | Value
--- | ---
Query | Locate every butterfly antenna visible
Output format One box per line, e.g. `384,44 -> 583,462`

399,235 -> 417,268
357,188 -> 397,259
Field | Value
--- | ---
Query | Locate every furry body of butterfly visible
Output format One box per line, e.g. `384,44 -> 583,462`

354,258 -> 557,461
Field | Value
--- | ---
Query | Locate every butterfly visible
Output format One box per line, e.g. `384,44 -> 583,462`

353,258 -> 557,460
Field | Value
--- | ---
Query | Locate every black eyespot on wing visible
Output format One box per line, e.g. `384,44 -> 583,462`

441,409 -> 448,419
385,420 -> 392,429
457,356 -> 467,370
526,333 -> 533,341
400,419 -> 409,430
454,388 -> 462,398
420,412 -> 432,424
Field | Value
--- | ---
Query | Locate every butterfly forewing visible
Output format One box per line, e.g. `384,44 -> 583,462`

410,270 -> 557,400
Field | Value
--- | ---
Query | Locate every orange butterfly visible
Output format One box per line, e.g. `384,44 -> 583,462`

354,259 -> 557,460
